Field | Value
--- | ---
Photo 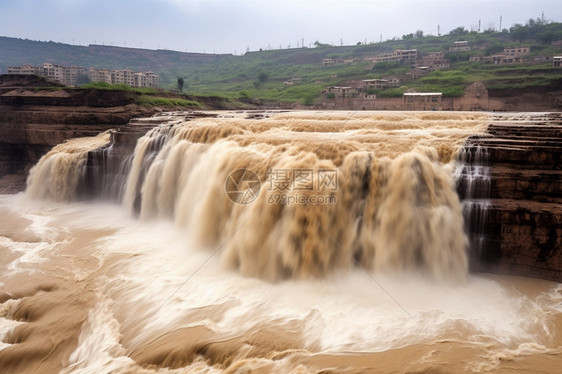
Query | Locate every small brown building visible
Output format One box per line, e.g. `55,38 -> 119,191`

403,92 -> 442,110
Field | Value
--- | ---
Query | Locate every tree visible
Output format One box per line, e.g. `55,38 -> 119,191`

485,43 -> 504,56
177,76 -> 184,92
509,23 -> 528,42
449,26 -> 468,36
303,94 -> 315,106
258,72 -> 269,84
314,40 -> 331,48
537,30 -> 558,44
415,30 -> 424,38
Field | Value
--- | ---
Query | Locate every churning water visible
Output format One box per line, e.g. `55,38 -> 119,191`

1,111 -> 561,373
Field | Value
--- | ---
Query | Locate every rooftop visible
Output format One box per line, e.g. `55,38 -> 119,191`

403,92 -> 442,96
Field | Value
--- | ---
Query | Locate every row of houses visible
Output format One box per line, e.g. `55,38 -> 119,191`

322,76 -> 402,99
450,43 -> 561,67
321,53 -> 450,99
365,49 -> 419,64
326,50 -> 451,76
87,67 -> 159,87
468,46 -> 531,64
7,63 -> 159,88
325,39 -> 562,69
323,49 -> 420,66
283,77 -> 301,85
321,90 -> 445,110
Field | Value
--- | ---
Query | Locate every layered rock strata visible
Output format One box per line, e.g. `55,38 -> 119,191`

460,113 -> 562,281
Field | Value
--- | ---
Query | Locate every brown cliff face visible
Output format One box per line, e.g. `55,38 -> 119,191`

0,76 -> 159,192
487,80 -> 562,112
461,113 -> 562,282
0,75 -> 254,193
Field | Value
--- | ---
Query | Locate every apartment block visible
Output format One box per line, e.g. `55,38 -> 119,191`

7,64 -> 41,75
88,67 -> 112,84
323,86 -> 358,99
371,49 -> 418,64
362,77 -> 400,91
363,79 -> 389,90
414,52 -> 450,71
403,92 -> 442,110
504,47 -> 530,56
7,63 -> 159,88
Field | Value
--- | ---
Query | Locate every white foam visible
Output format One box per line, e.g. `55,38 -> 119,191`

0,300 -> 25,353
2,196 -> 560,371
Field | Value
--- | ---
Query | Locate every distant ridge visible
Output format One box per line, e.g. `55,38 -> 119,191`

87,43 -> 224,57
0,36 -> 229,76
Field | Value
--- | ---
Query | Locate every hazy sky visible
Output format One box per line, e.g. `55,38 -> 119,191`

1,0 -> 560,54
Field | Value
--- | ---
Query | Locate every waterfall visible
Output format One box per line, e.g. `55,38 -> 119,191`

455,144 -> 491,270
25,111 -> 493,281
26,132 -> 111,201
122,125 -> 172,213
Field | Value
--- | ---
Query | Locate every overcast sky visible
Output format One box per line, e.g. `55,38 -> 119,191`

1,0 -> 560,54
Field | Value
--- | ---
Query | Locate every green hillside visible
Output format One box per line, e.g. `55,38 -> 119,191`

2,19 -> 561,104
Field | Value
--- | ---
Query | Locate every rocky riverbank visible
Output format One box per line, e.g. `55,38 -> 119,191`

0,75 -> 247,192
0,84 -> 152,192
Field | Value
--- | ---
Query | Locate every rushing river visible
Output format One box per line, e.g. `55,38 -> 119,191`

1,111 -> 560,373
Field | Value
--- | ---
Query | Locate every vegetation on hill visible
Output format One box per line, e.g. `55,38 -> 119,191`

1,18 -> 561,105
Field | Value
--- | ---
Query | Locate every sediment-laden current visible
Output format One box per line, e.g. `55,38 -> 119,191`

1,111 -> 561,373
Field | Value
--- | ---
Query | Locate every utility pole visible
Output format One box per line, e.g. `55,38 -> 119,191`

438,24 -> 441,36
478,19 -> 481,32
499,15 -> 502,31
542,11 -> 545,23
302,37 -> 304,48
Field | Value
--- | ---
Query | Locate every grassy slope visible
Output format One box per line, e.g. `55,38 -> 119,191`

177,29 -> 562,102
74,81 -> 254,110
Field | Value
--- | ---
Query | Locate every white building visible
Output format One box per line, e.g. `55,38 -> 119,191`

449,41 -> 471,52
7,63 -> 158,88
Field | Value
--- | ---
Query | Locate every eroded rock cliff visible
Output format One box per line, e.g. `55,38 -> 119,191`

461,113 -> 562,281
0,75 -> 159,192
